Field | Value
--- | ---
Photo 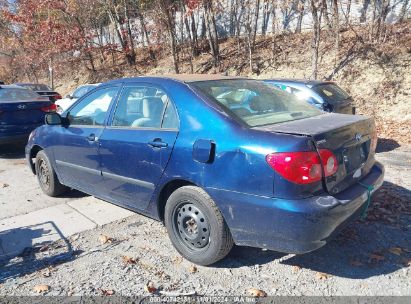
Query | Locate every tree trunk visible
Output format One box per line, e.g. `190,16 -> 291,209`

203,0 -> 220,67
333,0 -> 339,68
345,0 -> 352,26
139,13 -> 155,60
252,0 -> 261,48
310,0 -> 322,80
322,0 -> 332,29
295,0 -> 304,33
261,0 -> 270,36
360,0 -> 371,23
399,0 -> 410,22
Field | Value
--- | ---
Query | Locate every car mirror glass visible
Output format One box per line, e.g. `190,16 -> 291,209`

45,113 -> 63,125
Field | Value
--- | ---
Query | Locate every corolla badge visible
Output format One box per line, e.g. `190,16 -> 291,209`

17,104 -> 27,110
355,133 -> 362,141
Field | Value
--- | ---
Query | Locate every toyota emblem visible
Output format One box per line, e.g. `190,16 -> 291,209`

17,104 -> 27,110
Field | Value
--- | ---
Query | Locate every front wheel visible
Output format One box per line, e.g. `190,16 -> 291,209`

35,150 -> 68,197
164,186 -> 234,266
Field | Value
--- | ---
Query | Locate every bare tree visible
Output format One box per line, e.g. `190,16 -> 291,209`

310,0 -> 323,79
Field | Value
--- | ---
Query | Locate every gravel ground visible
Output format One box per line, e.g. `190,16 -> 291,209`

0,142 -> 410,297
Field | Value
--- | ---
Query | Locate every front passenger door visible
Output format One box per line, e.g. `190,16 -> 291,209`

53,86 -> 120,193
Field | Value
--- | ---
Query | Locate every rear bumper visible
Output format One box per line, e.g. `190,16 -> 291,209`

207,162 -> 384,254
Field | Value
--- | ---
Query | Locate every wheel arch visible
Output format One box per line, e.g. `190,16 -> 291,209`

157,179 -> 196,222
28,144 -> 44,174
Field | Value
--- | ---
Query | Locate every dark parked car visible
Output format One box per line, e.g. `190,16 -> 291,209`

0,85 -> 57,145
15,83 -> 62,102
26,75 -> 383,265
264,79 -> 355,114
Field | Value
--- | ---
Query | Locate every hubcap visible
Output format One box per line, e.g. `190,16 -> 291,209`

38,159 -> 50,189
174,203 -> 210,249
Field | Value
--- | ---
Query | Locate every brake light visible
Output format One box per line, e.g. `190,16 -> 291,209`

54,94 -> 62,100
266,151 -> 322,184
266,149 -> 338,184
41,104 -> 57,112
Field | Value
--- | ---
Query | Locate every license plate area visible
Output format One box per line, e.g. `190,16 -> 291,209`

342,141 -> 370,173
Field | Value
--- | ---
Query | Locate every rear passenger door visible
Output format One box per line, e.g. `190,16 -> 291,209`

99,84 -> 179,210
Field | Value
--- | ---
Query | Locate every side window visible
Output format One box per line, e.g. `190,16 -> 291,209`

162,101 -> 178,129
112,86 -> 178,129
68,87 -> 118,126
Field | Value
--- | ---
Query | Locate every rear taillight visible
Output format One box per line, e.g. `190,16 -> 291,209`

41,104 -> 57,112
54,94 -> 62,100
266,151 -> 322,184
318,149 -> 338,177
266,149 -> 338,185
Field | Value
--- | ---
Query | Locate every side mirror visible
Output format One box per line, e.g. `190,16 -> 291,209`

45,112 -> 63,125
65,94 -> 72,99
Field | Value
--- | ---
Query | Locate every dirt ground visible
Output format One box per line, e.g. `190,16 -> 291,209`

0,141 -> 410,297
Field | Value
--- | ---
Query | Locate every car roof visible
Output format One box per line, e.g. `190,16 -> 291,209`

105,74 -> 246,85
264,78 -> 335,87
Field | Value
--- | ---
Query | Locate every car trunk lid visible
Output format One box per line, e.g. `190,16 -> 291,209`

254,113 -> 376,195
0,99 -> 52,125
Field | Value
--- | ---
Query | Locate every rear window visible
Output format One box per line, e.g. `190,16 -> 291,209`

18,84 -> 51,91
191,79 -> 322,127
312,83 -> 350,103
0,88 -> 42,102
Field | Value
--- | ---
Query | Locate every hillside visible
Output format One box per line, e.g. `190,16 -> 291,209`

29,22 -> 411,144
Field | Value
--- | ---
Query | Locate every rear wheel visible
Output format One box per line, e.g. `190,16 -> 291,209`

35,150 -> 67,197
164,186 -> 233,266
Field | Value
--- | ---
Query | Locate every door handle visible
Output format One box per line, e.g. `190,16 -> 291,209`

148,138 -> 168,148
87,133 -> 96,142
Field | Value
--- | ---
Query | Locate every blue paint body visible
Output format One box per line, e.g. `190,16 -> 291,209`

26,76 -> 384,254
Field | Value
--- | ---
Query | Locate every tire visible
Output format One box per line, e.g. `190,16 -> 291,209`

164,186 -> 234,266
35,150 -> 67,197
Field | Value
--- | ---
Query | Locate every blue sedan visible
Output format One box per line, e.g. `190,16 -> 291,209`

26,75 -> 384,265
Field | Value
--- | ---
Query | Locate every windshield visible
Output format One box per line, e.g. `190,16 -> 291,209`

18,84 -> 51,91
191,79 -> 322,127
0,88 -> 42,102
312,83 -> 350,104
72,85 -> 96,98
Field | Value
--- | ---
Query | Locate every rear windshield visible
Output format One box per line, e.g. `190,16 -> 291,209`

312,83 -> 350,103
18,84 -> 51,91
191,79 -> 322,127
0,88 -> 42,102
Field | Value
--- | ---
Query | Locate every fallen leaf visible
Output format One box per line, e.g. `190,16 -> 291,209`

369,253 -> 385,262
172,256 -> 183,265
42,269 -> 51,277
71,234 -> 80,241
315,272 -> 330,280
188,265 -> 197,273
388,247 -> 403,256
39,245 -> 49,252
144,281 -> 157,294
33,285 -> 50,293
101,289 -> 115,296
2,183 -> 9,188
350,260 -> 364,267
292,265 -> 301,273
247,288 -> 267,297
122,255 -> 137,264
99,234 -> 113,245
